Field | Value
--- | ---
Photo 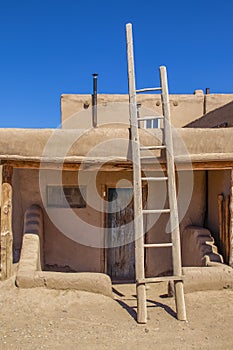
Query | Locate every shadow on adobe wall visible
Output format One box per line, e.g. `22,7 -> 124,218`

185,100 -> 233,128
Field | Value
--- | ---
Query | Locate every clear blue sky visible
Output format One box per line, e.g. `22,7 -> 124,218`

0,0 -> 232,128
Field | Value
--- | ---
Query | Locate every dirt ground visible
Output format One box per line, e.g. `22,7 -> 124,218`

0,277 -> 233,350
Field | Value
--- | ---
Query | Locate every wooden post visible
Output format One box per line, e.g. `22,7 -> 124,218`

224,195 -> 230,263
218,194 -> 224,256
1,164 -> 13,280
229,169 -> 233,267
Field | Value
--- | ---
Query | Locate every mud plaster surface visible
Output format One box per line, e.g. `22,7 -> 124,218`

0,277 -> 233,349
0,127 -> 233,163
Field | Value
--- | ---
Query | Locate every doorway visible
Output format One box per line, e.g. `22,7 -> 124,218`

107,188 -> 135,282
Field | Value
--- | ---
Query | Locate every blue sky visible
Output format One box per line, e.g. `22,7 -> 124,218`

0,0 -> 232,128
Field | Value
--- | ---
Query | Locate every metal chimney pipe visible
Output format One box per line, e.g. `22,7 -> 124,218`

92,73 -> 98,128
204,88 -> 210,114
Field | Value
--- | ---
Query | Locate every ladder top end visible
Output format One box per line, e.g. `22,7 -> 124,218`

160,65 -> 167,70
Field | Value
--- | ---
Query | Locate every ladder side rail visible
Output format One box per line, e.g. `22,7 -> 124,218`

160,66 -> 187,321
126,23 -> 147,324
160,66 -> 181,276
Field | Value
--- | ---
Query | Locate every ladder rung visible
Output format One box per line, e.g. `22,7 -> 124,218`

144,243 -> 173,248
140,157 -> 157,161
140,145 -> 166,150
137,116 -> 164,121
142,209 -> 170,214
137,276 -> 184,285
136,87 -> 162,93
141,177 -> 168,182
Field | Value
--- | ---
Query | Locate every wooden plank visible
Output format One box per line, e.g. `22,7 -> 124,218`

2,164 -> 13,184
140,145 -> 166,150
144,243 -> 173,248
126,23 -> 147,324
160,66 -> 187,321
137,275 -> 183,284
136,87 -> 161,93
101,184 -> 107,273
107,188 -> 135,281
141,177 -> 168,181
137,116 -> 164,121
218,194 -> 224,254
143,209 -> 170,214
1,164 -> 13,280
225,195 -> 230,263
229,169 -> 233,267
1,159 -> 233,172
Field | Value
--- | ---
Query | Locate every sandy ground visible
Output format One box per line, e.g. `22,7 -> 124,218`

0,277 -> 233,350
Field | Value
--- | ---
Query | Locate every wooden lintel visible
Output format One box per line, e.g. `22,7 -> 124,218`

189,162 -> 233,170
2,164 -> 13,184
0,159 -> 233,172
0,160 -> 132,171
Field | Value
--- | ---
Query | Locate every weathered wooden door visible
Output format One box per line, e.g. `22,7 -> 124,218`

107,188 -> 135,282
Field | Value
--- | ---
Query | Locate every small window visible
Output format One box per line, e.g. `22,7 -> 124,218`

144,118 -> 161,129
47,185 -> 86,208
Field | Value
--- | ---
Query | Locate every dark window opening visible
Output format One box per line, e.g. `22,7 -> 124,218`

47,185 -> 86,208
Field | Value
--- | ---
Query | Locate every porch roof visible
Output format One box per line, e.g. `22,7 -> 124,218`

0,127 -> 232,170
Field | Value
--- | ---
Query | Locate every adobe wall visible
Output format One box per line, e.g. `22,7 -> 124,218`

12,167 -> 206,277
60,92 -> 205,128
13,168 -> 105,272
145,170 -> 206,276
205,94 -> 233,114
13,168 -> 135,272
61,92 -> 233,129
185,95 -> 233,128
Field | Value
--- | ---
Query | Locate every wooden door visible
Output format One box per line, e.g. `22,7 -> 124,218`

107,188 -> 135,282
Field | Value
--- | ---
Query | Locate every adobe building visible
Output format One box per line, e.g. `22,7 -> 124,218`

0,89 -> 233,293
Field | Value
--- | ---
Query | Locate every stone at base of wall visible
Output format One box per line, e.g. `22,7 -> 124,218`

16,271 -> 113,298
182,265 -> 233,293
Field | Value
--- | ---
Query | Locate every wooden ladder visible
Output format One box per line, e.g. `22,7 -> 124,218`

126,23 -> 187,324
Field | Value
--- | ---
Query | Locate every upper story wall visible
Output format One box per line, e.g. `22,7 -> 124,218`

60,92 -> 233,129
185,95 -> 233,128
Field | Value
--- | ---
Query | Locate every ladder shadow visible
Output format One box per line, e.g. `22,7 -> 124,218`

115,299 -> 137,321
146,299 -> 177,319
112,287 -> 137,321
115,296 -> 177,321
112,287 -> 125,297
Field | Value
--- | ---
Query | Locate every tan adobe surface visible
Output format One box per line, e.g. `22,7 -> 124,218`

0,127 -> 232,164
61,93 -> 233,129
